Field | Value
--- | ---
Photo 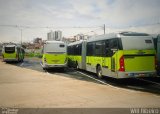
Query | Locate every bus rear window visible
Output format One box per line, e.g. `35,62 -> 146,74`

145,40 -> 152,43
5,47 -> 15,53
59,44 -> 65,47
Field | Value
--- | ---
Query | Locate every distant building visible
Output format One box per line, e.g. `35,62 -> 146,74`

74,34 -> 89,41
33,38 -> 42,44
47,30 -> 62,41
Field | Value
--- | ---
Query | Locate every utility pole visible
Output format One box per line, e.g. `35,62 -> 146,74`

20,29 -> 22,46
104,24 -> 105,34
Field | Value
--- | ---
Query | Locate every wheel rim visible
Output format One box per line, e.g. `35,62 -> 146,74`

97,66 -> 102,78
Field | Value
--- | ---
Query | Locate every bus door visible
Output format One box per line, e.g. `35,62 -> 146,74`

86,42 -> 95,72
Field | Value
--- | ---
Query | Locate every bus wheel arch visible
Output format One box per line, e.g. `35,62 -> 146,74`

96,64 -> 103,78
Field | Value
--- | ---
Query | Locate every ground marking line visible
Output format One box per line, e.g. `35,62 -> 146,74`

135,78 -> 160,86
20,62 -> 24,67
76,71 -> 108,85
76,70 -> 137,93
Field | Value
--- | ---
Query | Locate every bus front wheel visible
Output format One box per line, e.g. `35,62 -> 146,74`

76,62 -> 79,70
97,66 -> 103,79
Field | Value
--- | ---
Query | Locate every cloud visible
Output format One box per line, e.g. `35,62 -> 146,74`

0,0 -> 160,42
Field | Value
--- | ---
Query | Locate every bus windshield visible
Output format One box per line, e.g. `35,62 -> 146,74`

44,43 -> 66,53
5,46 -> 15,53
121,37 -> 154,50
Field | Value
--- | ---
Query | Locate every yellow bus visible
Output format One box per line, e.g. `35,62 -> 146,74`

68,32 -> 157,78
2,43 -> 25,62
41,41 -> 67,70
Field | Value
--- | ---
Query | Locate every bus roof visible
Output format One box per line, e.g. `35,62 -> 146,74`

119,32 -> 149,36
45,40 -> 65,44
87,32 -> 151,43
68,40 -> 86,46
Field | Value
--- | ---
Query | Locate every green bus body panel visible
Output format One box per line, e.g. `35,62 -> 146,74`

68,55 -> 82,63
116,50 -> 155,72
124,56 -> 154,71
86,49 -> 155,72
3,52 -> 16,59
68,55 -> 82,67
43,53 -> 67,64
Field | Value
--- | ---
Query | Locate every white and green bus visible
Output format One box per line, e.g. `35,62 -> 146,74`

68,32 -> 156,78
2,43 -> 25,62
41,41 -> 67,70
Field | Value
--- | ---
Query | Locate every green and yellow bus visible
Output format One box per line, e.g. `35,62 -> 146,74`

67,40 -> 86,70
2,43 -> 25,62
68,32 -> 157,78
41,41 -> 67,70
157,35 -> 160,75
153,34 -> 160,75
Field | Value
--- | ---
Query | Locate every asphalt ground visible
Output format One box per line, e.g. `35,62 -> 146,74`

7,57 -> 160,95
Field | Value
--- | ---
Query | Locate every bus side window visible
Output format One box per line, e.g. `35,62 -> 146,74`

76,44 -> 82,55
109,39 -> 118,49
95,41 -> 105,57
17,47 -> 20,53
87,42 -> 95,56
105,40 -> 113,57
105,39 -> 118,57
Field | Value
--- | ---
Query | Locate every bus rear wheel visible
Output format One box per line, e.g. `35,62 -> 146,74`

97,66 -> 103,79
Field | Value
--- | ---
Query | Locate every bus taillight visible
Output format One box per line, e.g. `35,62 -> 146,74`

119,56 -> 125,72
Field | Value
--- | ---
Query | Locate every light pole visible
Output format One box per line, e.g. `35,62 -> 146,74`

104,24 -> 105,34
16,26 -> 23,46
20,29 -> 22,46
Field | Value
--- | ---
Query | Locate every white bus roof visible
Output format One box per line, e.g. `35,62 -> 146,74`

68,40 -> 86,46
87,32 -> 151,43
5,44 -> 16,47
45,40 -> 65,44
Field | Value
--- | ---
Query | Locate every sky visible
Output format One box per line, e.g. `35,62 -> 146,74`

0,0 -> 160,43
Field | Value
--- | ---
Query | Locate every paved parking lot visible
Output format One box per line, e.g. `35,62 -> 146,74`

0,60 -> 160,108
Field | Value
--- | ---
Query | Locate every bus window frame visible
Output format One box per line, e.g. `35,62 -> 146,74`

105,38 -> 121,57
86,42 -> 95,56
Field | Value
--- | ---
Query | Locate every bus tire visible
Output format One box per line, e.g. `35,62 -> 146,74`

43,67 -> 46,70
97,65 -> 103,79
